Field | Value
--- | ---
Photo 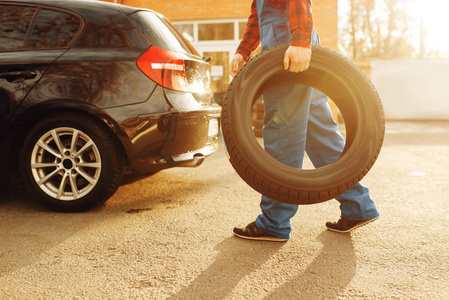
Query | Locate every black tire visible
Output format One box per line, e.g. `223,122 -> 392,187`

20,112 -> 125,211
221,45 -> 385,205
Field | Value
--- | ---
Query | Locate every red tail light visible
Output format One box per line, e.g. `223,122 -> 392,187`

137,46 -> 192,92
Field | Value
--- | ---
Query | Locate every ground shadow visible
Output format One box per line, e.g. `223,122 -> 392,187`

0,183 -> 114,277
168,237 -> 284,299
265,231 -> 356,299
0,170 -> 220,277
0,184 -> 43,210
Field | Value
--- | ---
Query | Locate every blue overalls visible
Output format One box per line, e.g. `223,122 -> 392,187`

254,0 -> 380,239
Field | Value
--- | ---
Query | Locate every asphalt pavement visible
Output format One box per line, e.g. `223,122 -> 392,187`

0,121 -> 448,299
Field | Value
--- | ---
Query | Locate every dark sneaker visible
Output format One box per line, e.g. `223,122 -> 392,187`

326,216 -> 379,233
233,221 -> 288,242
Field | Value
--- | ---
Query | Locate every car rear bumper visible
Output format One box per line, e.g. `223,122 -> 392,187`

130,142 -> 218,174
128,106 -> 221,174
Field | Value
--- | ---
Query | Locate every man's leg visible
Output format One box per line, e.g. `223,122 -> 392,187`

254,83 -> 313,239
305,89 -> 380,226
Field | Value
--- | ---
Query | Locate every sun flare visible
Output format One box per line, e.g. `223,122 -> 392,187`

407,0 -> 449,56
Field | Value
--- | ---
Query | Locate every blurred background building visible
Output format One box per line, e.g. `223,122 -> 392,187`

100,0 -> 338,103
99,0 -> 449,120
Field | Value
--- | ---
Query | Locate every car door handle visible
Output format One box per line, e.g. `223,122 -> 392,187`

0,71 -> 37,82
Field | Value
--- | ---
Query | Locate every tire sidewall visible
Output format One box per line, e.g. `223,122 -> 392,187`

222,45 -> 384,204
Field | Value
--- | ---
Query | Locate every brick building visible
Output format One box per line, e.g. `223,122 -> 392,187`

102,0 -> 338,49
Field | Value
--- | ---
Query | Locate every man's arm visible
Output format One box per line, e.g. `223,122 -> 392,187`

284,0 -> 313,72
231,0 -> 314,76
231,0 -> 259,77
288,0 -> 313,48
235,0 -> 260,61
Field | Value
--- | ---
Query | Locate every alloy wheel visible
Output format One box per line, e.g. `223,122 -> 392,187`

30,127 -> 102,201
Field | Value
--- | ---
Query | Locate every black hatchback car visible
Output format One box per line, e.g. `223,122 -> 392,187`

0,0 -> 221,211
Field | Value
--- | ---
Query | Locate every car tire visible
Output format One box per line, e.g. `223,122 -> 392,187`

221,44 -> 385,205
20,112 -> 125,211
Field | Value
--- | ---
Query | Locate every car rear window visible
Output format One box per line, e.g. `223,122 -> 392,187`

0,5 -> 80,51
128,11 -> 198,56
29,9 -> 80,49
0,5 -> 36,51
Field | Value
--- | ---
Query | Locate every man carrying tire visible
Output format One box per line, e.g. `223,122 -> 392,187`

230,0 -> 380,241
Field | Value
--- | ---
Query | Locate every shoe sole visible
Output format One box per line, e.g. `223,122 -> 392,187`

326,216 -> 380,233
233,232 -> 288,242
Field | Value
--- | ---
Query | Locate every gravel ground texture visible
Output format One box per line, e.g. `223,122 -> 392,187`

1,121 -> 448,299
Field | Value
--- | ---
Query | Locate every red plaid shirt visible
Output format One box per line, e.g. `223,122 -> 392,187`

237,0 -> 313,61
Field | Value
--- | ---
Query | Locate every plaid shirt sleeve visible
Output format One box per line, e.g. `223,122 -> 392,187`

287,0 -> 313,48
237,0 -> 313,60
236,0 -> 260,61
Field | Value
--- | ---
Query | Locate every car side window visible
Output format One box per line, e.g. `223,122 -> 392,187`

29,9 -> 80,49
0,5 -> 36,51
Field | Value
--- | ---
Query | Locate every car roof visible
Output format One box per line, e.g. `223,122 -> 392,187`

0,0 -> 141,15
1,0 -> 166,49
